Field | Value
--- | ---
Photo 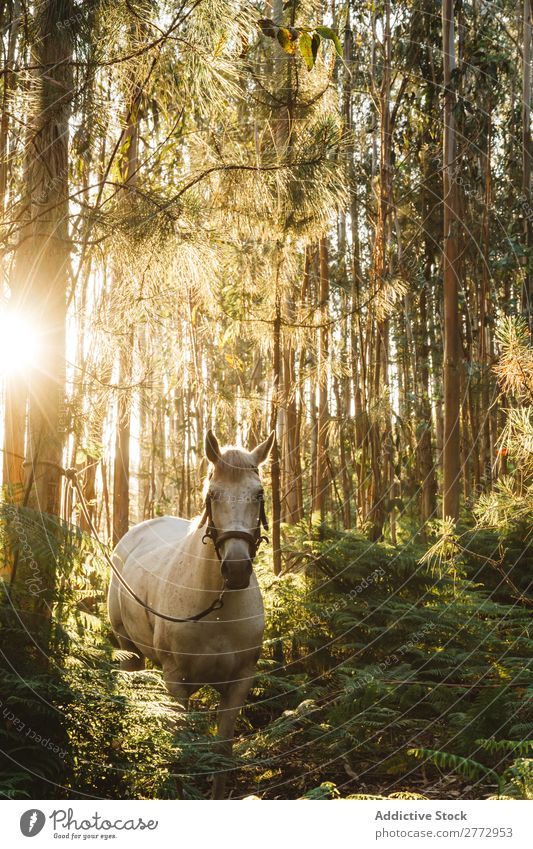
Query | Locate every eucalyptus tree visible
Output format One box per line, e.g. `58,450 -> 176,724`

523,0 -> 533,334
247,0 -> 347,565
0,0 -> 76,646
441,0 -> 461,521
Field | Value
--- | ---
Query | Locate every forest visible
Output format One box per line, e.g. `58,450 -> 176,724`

0,0 -> 532,801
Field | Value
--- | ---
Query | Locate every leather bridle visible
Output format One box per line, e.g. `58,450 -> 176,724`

199,486 -> 269,561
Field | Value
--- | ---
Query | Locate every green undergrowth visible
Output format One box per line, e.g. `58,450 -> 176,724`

235,523 -> 533,798
0,509 -> 531,799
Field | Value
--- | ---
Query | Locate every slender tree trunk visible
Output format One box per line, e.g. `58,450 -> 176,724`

282,287 -> 302,523
270,274 -> 282,575
523,0 -> 533,335
312,237 -> 330,524
249,351 -> 264,447
338,7 -> 356,530
417,1 -> 441,515
346,14 -> 365,525
367,1 -> 396,541
0,0 -> 20,209
7,0 -> 74,648
0,0 -> 20,210
101,458 -> 111,542
177,390 -> 186,517
442,0 -> 461,520
3,377 -> 26,501
22,0 -> 73,520
418,276 -> 437,524
293,248 -> 311,523
187,287 -> 204,493
186,384 -> 192,517
137,326 -> 152,521
113,331 -> 133,545
334,373 -> 352,528
480,108 -> 493,486
112,64 -> 140,543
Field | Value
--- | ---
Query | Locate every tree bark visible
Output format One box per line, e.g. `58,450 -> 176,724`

312,237 -> 330,524
523,0 -> 533,335
270,275 -> 282,575
282,286 -> 302,523
113,331 -> 133,545
480,107 -> 493,486
112,59 -> 140,544
22,0 -> 73,522
442,0 -> 461,520
5,0 -> 74,648
0,0 -> 20,209
418,280 -> 437,524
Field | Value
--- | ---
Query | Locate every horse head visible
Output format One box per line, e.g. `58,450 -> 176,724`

201,429 -> 275,590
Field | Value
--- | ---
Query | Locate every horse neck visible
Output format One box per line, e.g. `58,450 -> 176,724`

184,524 -> 225,593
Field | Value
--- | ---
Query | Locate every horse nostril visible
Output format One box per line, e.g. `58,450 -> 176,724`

221,558 -> 252,589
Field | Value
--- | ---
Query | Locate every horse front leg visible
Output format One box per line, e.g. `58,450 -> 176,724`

212,671 -> 255,800
162,665 -> 192,712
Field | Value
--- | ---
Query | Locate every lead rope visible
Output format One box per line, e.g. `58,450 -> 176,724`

58,465 -> 226,624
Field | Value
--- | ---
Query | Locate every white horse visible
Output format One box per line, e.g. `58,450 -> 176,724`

107,429 -> 274,798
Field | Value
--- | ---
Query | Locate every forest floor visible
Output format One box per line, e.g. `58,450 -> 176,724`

1,522 -> 531,801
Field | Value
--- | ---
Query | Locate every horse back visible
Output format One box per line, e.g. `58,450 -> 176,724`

113,516 -> 191,570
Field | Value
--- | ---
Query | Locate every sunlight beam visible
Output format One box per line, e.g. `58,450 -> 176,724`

0,312 -> 39,376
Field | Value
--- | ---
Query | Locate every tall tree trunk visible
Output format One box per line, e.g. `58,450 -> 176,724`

112,68 -> 140,544
249,351 -> 265,447
3,376 -> 26,502
368,0 -> 393,540
338,15 -> 355,530
442,0 -> 461,520
345,9 -> 365,527
137,326 -> 152,521
113,331 -> 133,545
480,107 -> 493,486
523,0 -> 533,335
270,273 -> 282,575
0,0 -> 20,209
312,237 -> 330,524
418,275 -> 437,524
8,0 -> 74,647
282,287 -> 302,523
23,0 -> 73,519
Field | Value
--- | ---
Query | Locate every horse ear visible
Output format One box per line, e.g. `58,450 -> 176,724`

250,431 -> 275,466
205,429 -> 221,464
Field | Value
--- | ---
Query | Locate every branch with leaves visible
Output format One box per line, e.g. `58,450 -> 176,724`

258,18 -> 343,71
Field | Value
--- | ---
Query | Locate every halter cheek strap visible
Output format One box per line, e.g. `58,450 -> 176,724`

200,491 -> 269,561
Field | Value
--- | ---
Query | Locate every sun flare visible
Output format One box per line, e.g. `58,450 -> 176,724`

0,312 -> 39,375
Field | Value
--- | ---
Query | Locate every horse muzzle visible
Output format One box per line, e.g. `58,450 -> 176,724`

221,558 -> 253,590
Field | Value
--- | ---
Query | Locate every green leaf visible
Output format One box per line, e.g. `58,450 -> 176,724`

277,27 -> 298,54
299,31 -> 315,71
315,25 -> 342,57
408,748 -> 497,784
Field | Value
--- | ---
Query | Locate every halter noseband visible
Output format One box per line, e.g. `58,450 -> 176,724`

199,484 -> 269,561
